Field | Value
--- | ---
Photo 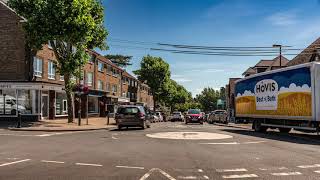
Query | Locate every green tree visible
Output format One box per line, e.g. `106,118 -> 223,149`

9,0 -> 108,123
104,54 -> 132,68
134,55 -> 170,109
163,80 -> 192,111
195,87 -> 220,112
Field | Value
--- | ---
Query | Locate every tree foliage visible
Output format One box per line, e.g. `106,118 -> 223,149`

195,87 -> 220,112
133,55 -> 171,108
9,0 -> 108,122
104,54 -> 132,68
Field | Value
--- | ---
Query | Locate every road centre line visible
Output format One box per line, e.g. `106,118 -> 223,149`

203,175 -> 209,179
297,164 -> 320,168
271,172 -> 302,176
116,165 -> 144,169
198,169 -> 203,172
314,170 -> 320,173
0,159 -> 31,167
41,160 -> 65,164
75,163 -> 103,167
259,167 -> 288,171
222,174 -> 258,179
216,168 -> 248,172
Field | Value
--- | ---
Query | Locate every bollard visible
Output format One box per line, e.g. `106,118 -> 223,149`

16,112 -> 21,128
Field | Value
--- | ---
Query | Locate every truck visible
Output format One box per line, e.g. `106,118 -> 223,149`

234,62 -> 320,133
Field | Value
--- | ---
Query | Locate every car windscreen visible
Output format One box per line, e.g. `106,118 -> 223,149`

173,112 -> 180,115
117,107 -> 139,115
215,111 -> 225,114
188,109 -> 200,114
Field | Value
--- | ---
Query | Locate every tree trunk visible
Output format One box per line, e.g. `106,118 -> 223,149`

153,96 -> 156,111
64,74 -> 74,123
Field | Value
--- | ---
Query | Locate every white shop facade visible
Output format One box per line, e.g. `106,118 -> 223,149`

0,82 -> 67,120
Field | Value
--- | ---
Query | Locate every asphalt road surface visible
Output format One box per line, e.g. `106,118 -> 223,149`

1,122 -> 320,180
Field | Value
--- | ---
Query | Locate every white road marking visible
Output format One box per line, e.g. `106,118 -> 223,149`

217,168 -> 248,172
75,163 -> 103,167
222,174 -> 258,179
41,160 -> 65,164
203,175 -> 209,179
198,169 -> 203,172
297,164 -> 320,168
177,176 -> 197,179
200,142 -> 239,145
271,172 -> 302,176
259,167 -> 288,171
116,165 -> 144,169
139,168 -> 176,180
0,133 -> 37,137
0,159 -> 31,167
6,158 -> 19,160
146,131 -> 233,140
314,170 -> 320,173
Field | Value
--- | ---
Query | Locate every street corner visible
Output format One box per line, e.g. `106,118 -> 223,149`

145,131 -> 233,140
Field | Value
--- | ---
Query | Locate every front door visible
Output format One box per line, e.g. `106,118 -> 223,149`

41,95 -> 49,119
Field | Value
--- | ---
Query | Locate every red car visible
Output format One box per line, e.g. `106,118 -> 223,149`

185,109 -> 203,124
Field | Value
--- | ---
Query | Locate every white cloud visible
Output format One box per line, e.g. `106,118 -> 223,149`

279,83 -> 311,93
237,90 -> 255,97
266,11 -> 298,26
173,78 -> 192,83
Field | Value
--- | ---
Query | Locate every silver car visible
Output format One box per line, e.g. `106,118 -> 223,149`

115,105 -> 151,130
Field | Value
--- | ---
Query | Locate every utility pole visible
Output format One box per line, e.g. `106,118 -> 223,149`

273,44 -> 282,68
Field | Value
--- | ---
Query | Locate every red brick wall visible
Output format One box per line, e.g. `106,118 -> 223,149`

0,3 -> 27,80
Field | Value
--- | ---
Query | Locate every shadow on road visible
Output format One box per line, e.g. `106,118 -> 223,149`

110,127 -> 145,131
221,128 -> 320,145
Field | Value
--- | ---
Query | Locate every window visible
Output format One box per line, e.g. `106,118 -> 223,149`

88,96 -> 99,113
127,92 -> 130,98
56,92 -> 68,115
33,57 -> 43,77
60,75 -> 64,81
107,65 -> 112,75
48,41 -> 53,49
48,60 -> 55,80
106,83 -> 111,92
63,100 -> 67,112
112,84 -> 117,93
98,80 -> 103,90
87,72 -> 93,86
98,61 -> 104,72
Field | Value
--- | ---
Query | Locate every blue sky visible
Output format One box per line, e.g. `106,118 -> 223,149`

96,0 -> 320,96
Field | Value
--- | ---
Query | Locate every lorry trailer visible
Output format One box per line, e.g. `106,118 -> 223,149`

235,62 -> 320,133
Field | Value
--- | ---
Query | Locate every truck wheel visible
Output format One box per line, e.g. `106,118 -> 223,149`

279,128 -> 291,133
253,120 -> 267,133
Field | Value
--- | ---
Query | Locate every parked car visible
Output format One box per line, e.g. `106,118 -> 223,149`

115,105 -> 151,129
155,112 -> 163,122
185,109 -> 203,124
171,111 -> 184,122
211,110 -> 228,124
207,111 -> 215,124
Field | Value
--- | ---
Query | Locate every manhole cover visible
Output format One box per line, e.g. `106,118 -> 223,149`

146,131 -> 233,140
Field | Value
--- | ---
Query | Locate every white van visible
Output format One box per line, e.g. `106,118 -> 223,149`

0,95 -> 26,115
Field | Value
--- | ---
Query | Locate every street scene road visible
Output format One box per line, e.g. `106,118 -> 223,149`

1,122 -> 320,180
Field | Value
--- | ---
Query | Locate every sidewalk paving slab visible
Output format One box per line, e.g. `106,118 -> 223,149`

7,117 -> 117,132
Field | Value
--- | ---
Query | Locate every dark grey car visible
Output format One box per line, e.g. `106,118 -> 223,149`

115,105 -> 151,130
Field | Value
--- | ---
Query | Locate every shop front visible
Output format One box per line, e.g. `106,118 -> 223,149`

0,82 -> 65,121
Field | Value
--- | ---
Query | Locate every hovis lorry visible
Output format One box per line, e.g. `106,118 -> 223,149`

235,62 -> 320,133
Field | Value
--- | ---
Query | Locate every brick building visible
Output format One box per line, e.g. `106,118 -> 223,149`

0,0 -> 153,120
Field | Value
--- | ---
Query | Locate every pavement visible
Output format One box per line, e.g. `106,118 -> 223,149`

1,122 -> 320,179
8,117 -> 116,131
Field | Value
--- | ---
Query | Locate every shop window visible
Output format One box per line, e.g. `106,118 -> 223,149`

16,89 -> 40,115
88,96 -> 99,113
87,72 -> 93,86
56,92 -> 68,115
48,60 -> 55,80
98,80 -> 103,90
98,61 -> 104,72
33,57 -> 43,77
